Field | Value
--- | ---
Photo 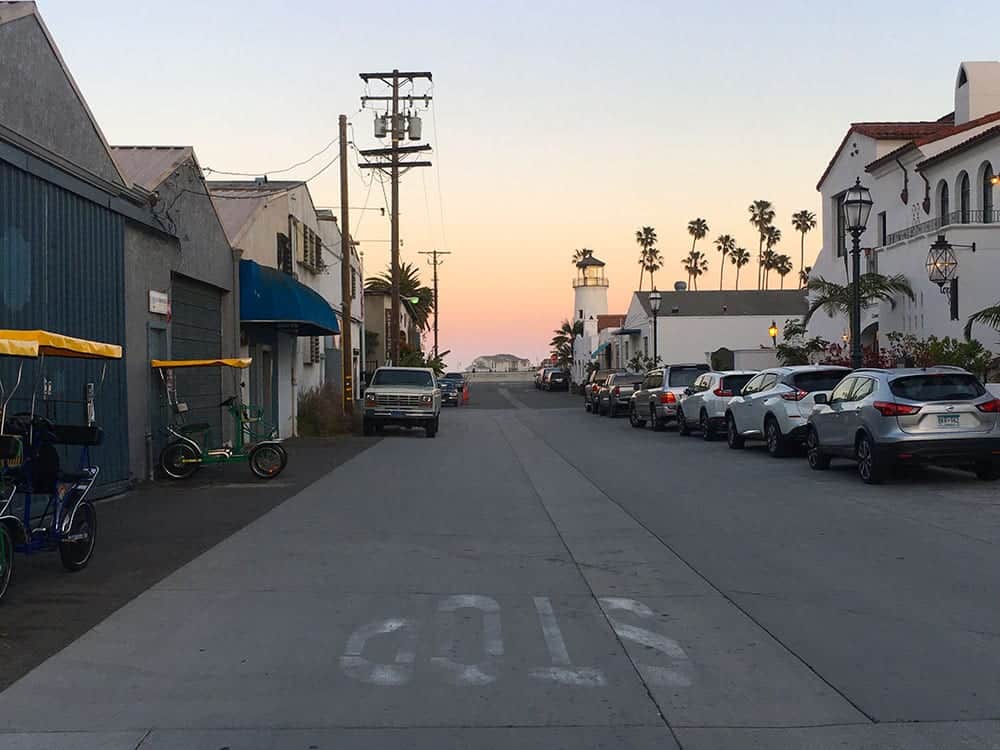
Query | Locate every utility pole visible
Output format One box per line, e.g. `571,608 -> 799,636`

359,69 -> 433,364
418,250 -> 451,358
338,114 -> 353,416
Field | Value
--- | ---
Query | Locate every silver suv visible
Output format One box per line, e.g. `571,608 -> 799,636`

676,370 -> 758,440
726,365 -> 850,456
363,367 -> 441,438
806,367 -> 1000,483
629,364 -> 710,431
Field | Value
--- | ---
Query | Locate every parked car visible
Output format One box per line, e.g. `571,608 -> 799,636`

363,366 -> 441,437
676,370 -> 758,440
439,379 -> 460,406
725,365 -> 851,455
596,372 -> 644,417
806,367 -> 1000,484
440,372 -> 467,405
629,363 -> 710,430
584,368 -> 624,412
534,367 -> 550,389
543,369 -> 570,391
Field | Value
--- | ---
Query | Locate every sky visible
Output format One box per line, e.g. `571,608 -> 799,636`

37,0 -> 998,368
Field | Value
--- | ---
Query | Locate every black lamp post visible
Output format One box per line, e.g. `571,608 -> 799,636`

842,177 -> 874,368
649,290 -> 662,364
768,320 -> 778,348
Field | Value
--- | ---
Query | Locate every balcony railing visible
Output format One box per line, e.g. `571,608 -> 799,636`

572,275 -> 609,288
884,209 -> 1000,245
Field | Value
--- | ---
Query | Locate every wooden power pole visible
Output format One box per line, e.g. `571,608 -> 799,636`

359,69 -> 433,364
338,114 -> 353,415
418,250 -> 450,358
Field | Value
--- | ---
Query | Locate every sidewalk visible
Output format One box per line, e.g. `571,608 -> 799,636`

0,435 -> 376,692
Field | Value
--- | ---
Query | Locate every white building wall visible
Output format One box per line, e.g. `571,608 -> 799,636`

657,314 -> 794,365
574,285 -> 608,322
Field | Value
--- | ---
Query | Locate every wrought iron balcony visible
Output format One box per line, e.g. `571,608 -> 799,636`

884,209 -> 1000,246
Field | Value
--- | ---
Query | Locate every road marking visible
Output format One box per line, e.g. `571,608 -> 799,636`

430,595 -> 504,686
599,597 -> 692,687
529,596 -> 607,686
340,617 -> 418,686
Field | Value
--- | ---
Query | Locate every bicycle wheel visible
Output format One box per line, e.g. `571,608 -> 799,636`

159,441 -> 200,480
0,525 -> 13,603
249,443 -> 285,479
59,501 -> 97,571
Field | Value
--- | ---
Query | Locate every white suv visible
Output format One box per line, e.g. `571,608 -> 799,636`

676,370 -> 758,440
725,365 -> 850,456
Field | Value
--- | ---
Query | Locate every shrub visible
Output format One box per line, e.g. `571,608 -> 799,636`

297,382 -> 352,436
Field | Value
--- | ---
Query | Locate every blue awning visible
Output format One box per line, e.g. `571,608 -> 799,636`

591,342 -> 610,357
239,260 -> 340,336
612,328 -> 641,336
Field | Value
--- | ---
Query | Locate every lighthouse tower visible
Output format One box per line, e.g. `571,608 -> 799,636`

573,252 -> 609,324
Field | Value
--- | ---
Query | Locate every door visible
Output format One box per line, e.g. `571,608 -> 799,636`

683,374 -> 709,424
841,377 -> 875,443
730,373 -> 764,430
823,376 -> 858,449
171,275 -> 224,441
148,326 -> 168,463
746,373 -> 778,432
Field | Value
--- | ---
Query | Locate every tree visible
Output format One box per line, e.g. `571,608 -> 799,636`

775,254 -> 794,288
399,347 -> 451,376
791,209 -> 817,283
572,247 -> 594,265
748,200 -> 776,289
714,234 -> 736,290
730,247 -> 751,290
799,265 -> 813,288
634,227 -> 657,291
760,249 -> 777,288
762,225 -> 782,288
365,262 -> 434,330
683,250 -> 709,290
804,273 -> 915,324
965,301 -> 1000,340
687,218 -> 709,257
644,247 -> 663,291
550,319 -> 584,368
776,319 -> 830,366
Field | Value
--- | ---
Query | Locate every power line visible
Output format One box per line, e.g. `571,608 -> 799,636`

203,136 -> 339,178
429,84 -> 449,251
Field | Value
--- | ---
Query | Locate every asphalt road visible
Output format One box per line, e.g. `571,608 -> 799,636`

2,383 -> 1000,748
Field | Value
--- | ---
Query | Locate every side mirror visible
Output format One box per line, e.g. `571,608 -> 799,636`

683,388 -> 693,396
814,393 -> 828,405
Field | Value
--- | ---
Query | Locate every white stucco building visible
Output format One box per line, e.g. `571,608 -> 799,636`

809,62 -> 1000,351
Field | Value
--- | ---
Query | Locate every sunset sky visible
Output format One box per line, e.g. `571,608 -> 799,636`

39,0 -> 994,368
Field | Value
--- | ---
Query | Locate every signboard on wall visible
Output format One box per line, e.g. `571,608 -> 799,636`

149,290 -> 170,315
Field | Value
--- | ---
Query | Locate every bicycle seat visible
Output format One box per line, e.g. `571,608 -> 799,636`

179,423 -> 211,435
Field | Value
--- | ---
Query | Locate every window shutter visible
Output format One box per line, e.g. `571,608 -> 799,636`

312,336 -> 321,363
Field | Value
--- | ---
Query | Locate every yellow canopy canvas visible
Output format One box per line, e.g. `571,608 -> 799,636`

0,330 -> 122,359
0,339 -> 39,358
150,358 -> 252,369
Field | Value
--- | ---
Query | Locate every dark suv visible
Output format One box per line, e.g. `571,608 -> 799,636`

584,368 -> 624,412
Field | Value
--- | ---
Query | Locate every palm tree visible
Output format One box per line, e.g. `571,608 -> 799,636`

572,247 -> 594,265
644,247 -> 663,291
775,254 -> 794,289
965,301 -> 1000,340
365,262 -> 434,329
687,218 -> 709,256
804,273 -> 915,324
760,249 -> 777,288
799,265 -> 813,288
762,225 -> 782,288
550,319 -> 584,368
635,227 -> 657,291
683,250 -> 709,290
791,209 -> 817,282
730,247 -> 751,290
748,200 -> 776,289
714,234 -> 736,290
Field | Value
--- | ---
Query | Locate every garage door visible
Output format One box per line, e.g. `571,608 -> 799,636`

171,275 -> 224,441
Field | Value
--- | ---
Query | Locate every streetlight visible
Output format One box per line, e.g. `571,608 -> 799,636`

843,177 -> 874,368
649,289 -> 662,365
768,320 -> 778,348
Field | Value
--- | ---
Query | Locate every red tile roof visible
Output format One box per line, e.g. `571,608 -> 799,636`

917,123 -> 1000,171
596,314 -> 625,332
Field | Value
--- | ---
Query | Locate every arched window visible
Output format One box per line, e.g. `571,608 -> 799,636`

937,179 -> 950,222
983,161 -> 995,223
958,171 -> 971,223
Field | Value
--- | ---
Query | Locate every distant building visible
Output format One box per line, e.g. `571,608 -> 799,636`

467,354 -> 531,372
569,253 -> 611,384
363,290 -> 421,372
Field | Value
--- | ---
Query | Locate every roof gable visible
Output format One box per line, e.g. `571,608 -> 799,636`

110,146 -> 192,191
0,4 -> 128,186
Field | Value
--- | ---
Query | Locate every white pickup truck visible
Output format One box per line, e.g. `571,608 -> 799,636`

363,366 -> 441,438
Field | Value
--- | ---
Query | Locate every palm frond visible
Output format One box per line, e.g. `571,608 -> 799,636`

965,302 -> 1000,340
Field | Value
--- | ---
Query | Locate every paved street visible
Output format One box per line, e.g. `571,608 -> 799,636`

3,383 -> 1000,748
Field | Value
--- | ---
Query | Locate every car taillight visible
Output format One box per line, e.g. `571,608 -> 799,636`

781,389 -> 809,401
660,392 -> 676,404
873,401 -> 921,417
976,399 -> 1000,413
592,384 -> 599,393
713,388 -> 733,397
613,386 -> 620,396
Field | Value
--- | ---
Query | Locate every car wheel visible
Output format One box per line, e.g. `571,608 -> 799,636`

585,401 -> 591,412
726,415 -> 744,449
650,403 -> 665,432
629,404 -> 646,429
856,433 -> 885,484
974,462 -> 1000,481
608,402 -> 617,418
426,418 -> 438,438
700,410 -> 715,441
765,417 -> 788,457
806,427 -> 831,470
677,407 -> 690,436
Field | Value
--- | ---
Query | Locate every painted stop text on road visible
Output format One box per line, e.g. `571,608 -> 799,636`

340,595 -> 692,688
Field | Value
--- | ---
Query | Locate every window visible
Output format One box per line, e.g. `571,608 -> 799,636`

877,211 -> 887,246
646,372 -> 663,389
938,180 -> 950,222
372,369 -> 434,387
722,374 -> 754,393
276,233 -> 292,274
667,365 -> 709,387
849,377 -> 875,402
829,377 -> 856,403
643,336 -> 648,357
890,374 -> 984,401
578,309 -> 584,320
983,162 -> 995,222
835,194 -> 846,257
791,369 -> 850,392
741,374 -> 765,395
959,172 -> 971,223
351,270 -> 358,298
303,336 -> 320,365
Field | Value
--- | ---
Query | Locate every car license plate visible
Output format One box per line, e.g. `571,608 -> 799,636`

937,414 -> 961,427
391,410 -> 404,417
